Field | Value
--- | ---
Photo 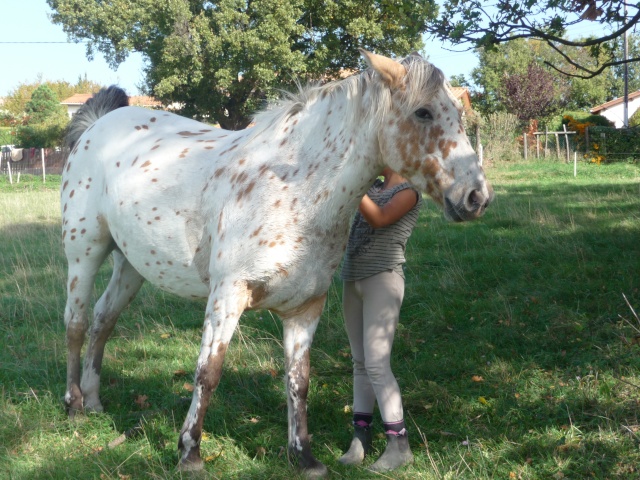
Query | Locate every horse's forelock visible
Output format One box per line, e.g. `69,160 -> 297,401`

398,55 -> 445,114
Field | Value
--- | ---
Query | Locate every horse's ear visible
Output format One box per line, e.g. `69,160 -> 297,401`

359,48 -> 407,90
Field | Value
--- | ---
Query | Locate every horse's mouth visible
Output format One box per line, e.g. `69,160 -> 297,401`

444,189 -> 492,222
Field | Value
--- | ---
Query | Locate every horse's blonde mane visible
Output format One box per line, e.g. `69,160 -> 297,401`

249,54 -> 446,139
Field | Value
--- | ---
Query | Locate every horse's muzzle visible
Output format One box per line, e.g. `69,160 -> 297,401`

444,185 -> 494,222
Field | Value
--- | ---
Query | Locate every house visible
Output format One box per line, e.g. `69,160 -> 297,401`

590,90 -> 640,128
60,93 -> 162,118
451,87 -> 472,113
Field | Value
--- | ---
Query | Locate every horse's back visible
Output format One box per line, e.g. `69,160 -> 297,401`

61,107 -> 232,298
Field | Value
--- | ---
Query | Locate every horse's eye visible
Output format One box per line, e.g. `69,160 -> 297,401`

415,108 -> 432,121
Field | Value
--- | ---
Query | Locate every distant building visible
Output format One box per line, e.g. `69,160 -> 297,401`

60,93 -> 162,118
590,90 -> 640,128
450,87 -> 472,113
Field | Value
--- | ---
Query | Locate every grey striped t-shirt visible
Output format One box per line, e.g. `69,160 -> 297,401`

341,179 -> 422,281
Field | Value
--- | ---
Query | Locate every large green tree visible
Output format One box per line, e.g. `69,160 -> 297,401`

47,0 -> 436,129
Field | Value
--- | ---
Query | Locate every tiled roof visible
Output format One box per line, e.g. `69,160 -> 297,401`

590,90 -> 640,113
60,93 -> 162,107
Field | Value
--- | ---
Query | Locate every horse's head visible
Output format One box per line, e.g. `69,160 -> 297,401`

360,49 -> 493,222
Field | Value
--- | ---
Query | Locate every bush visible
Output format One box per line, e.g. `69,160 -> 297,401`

587,126 -> 640,163
15,123 -> 66,148
0,127 -> 13,146
481,111 -> 521,162
548,111 -> 614,131
629,108 -> 640,127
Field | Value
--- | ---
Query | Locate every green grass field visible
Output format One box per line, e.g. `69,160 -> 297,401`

1,160 -> 639,479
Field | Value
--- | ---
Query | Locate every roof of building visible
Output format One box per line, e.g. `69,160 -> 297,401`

590,90 -> 640,113
60,93 -> 162,107
451,87 -> 472,111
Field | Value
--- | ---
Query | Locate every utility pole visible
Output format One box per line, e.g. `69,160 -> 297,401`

623,4 -> 629,127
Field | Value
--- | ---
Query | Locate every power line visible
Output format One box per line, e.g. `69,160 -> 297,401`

0,41 -> 84,44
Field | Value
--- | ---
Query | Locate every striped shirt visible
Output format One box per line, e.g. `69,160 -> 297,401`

341,180 -> 422,281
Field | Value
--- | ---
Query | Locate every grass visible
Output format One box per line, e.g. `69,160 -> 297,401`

0,160 -> 639,479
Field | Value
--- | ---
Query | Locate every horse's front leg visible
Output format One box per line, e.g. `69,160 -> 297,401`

282,295 -> 328,479
177,282 -> 247,471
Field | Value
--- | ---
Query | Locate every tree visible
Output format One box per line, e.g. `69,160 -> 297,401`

24,85 -> 66,124
47,0 -> 436,129
501,64 -> 564,123
470,37 -> 623,115
15,85 -> 70,148
3,77 -> 103,118
427,0 -> 640,78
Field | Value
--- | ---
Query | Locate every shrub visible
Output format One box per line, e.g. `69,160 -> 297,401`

481,111 -> 521,162
0,127 -> 13,146
587,126 -> 640,163
629,108 -> 640,127
15,123 -> 66,148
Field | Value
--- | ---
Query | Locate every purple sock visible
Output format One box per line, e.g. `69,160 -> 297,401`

383,420 -> 407,436
353,412 -> 373,428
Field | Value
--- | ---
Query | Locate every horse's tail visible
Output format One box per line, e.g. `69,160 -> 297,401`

65,85 -> 130,149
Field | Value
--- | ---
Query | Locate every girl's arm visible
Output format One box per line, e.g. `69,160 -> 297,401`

358,189 -> 419,229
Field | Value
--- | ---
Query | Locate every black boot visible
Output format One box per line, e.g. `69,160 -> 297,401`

338,425 -> 372,465
369,430 -> 414,472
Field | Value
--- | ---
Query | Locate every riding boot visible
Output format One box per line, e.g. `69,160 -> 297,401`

338,425 -> 372,465
369,429 -> 414,472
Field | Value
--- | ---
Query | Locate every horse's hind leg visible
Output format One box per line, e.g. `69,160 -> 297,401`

81,250 -> 145,412
63,243 -> 112,416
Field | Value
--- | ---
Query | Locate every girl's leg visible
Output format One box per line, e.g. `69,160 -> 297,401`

360,271 -> 414,472
343,280 -> 376,415
340,280 -> 375,465
359,270 -> 405,425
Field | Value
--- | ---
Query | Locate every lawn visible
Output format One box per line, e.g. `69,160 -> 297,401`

1,159 -> 639,479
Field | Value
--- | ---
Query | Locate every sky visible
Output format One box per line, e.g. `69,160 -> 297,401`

0,1 -> 608,100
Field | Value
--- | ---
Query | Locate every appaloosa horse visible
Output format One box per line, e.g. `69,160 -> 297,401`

61,49 -> 492,477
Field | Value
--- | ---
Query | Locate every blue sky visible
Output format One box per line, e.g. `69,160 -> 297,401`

0,1 -> 603,99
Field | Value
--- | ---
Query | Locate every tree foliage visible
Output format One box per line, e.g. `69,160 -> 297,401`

24,85 -> 66,125
3,76 -> 103,118
427,0 -> 640,78
13,84 -> 76,148
501,64 -> 563,123
470,36 -> 640,116
47,0 -> 436,129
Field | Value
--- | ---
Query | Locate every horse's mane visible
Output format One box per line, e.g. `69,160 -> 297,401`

65,86 -> 130,149
250,54 -> 446,139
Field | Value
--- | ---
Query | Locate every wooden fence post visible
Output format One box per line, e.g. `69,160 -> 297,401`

41,148 -> 46,183
563,124 -> 570,163
585,126 -> 589,154
544,127 -> 548,158
523,131 -> 528,160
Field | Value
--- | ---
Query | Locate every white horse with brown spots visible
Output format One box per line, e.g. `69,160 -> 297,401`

61,49 -> 492,477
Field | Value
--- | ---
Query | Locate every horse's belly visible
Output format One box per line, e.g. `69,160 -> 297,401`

104,193 -> 210,299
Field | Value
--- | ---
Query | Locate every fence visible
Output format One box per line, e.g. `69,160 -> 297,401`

0,147 -> 68,182
524,126 -> 640,163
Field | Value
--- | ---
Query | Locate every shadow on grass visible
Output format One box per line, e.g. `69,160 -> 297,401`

1,175 -> 640,478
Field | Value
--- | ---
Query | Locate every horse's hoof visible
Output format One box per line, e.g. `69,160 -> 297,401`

83,401 -> 104,413
301,460 -> 328,479
177,458 -> 205,472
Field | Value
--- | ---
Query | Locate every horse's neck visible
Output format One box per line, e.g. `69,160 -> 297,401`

290,91 -> 382,216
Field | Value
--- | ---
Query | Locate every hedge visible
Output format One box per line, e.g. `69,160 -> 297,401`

587,126 -> 640,163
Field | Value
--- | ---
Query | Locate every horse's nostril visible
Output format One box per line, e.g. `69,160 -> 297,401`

468,189 -> 485,209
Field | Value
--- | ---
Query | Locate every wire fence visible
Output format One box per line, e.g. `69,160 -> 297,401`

1,146 -> 67,182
